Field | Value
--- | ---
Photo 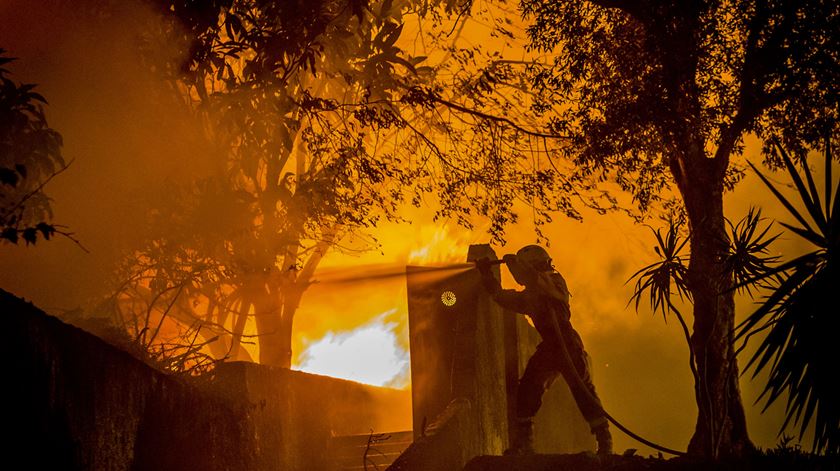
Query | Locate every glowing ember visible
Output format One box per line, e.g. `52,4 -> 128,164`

296,310 -> 409,388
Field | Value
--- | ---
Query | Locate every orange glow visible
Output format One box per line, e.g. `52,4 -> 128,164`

296,309 -> 409,388
408,225 -> 475,264
289,222 -> 481,388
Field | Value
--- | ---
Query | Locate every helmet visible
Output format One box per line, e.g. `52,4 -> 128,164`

511,245 -> 568,301
516,245 -> 553,272
506,245 -> 553,287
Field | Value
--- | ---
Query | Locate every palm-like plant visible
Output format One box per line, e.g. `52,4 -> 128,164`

737,135 -> 839,454
629,219 -> 692,321
629,209 -> 793,456
724,207 -> 780,296
628,219 -> 697,388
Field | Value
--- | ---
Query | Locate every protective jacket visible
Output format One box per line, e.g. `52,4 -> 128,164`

493,271 -> 585,353
479,265 -> 608,434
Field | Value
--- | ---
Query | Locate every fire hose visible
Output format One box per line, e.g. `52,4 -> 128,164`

545,309 -> 687,456
475,259 -> 688,457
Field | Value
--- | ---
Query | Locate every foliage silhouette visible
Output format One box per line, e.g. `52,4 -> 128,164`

0,50 -> 70,246
724,208 -> 780,297
737,135 -> 839,454
109,0 -> 458,369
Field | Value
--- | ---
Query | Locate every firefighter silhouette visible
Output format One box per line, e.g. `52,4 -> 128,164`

477,245 -> 613,455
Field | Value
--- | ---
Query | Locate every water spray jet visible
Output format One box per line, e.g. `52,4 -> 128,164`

313,260 -> 503,286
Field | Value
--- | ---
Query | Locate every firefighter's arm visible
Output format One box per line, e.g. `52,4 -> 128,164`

492,289 -> 531,312
476,257 -> 532,312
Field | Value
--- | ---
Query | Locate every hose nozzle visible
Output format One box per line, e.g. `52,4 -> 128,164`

474,258 -> 506,270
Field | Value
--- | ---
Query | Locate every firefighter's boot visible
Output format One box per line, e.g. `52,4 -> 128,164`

504,418 -> 535,455
593,423 -> 613,455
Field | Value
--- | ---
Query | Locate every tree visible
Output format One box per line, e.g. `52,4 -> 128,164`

108,0 -> 440,369
506,0 -> 839,457
401,0 -> 839,457
0,50 -> 67,245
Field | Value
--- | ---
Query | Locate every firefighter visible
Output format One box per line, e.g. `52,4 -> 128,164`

476,245 -> 613,456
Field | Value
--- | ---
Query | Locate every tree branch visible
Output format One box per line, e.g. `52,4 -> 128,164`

424,92 -> 572,140
585,0 -> 647,22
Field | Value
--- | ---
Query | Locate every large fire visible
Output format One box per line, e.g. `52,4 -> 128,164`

296,309 -> 409,388
292,224 -> 477,388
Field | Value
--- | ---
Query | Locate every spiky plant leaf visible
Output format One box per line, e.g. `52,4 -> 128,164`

737,135 -> 839,454
628,219 -> 691,321
725,207 -> 781,295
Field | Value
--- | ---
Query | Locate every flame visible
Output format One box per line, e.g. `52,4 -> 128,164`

295,309 -> 410,388
407,225 -> 477,264
291,222 -> 481,388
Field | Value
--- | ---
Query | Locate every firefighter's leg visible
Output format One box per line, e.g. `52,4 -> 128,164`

507,344 -> 560,455
562,346 -> 612,454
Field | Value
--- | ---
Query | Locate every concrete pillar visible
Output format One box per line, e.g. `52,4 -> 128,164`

406,244 -> 508,460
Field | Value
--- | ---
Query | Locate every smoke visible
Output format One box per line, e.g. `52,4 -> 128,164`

0,0 -> 215,309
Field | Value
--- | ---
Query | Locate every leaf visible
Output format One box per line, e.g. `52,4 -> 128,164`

748,160 -> 816,235
383,23 -> 404,48
778,222 -> 825,247
0,167 -> 19,186
36,222 -> 55,240
386,55 -> 417,74
1,228 -> 18,244
771,137 -> 827,232
22,227 -> 37,244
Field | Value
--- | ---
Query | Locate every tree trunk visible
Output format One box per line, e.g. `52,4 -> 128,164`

255,282 -> 304,368
256,235 -> 331,368
230,295 -> 254,362
254,281 -> 284,367
681,174 -> 753,458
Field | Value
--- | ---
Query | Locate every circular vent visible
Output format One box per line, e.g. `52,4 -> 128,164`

441,290 -> 457,307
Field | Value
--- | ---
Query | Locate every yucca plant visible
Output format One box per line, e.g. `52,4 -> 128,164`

724,207 -> 781,296
737,135 -> 839,454
629,219 -> 692,321
628,219 -> 697,386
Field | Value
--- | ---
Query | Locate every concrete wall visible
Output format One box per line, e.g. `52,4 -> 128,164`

213,361 -> 412,471
3,289 -> 412,471
406,245 -> 510,464
389,399 -> 471,471
4,289 -> 256,471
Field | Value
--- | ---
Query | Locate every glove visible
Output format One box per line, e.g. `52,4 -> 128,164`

475,258 -> 501,294
475,257 -> 493,274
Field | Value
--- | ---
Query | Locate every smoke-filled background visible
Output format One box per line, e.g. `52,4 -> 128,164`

0,0 -> 824,456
